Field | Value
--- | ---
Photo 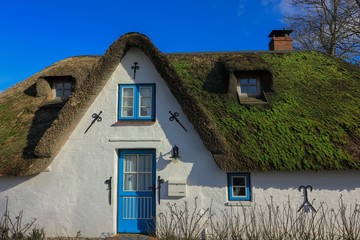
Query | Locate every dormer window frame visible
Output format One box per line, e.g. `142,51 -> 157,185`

237,77 -> 262,98
235,73 -> 270,106
52,80 -> 73,100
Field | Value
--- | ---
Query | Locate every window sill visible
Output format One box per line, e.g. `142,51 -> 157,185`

113,121 -> 156,126
225,201 -> 252,207
239,96 -> 269,106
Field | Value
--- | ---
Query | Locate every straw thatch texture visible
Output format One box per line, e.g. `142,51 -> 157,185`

0,56 -> 99,176
0,32 -> 359,176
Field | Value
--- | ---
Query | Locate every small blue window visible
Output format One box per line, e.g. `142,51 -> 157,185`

227,173 -> 251,201
118,84 -> 155,121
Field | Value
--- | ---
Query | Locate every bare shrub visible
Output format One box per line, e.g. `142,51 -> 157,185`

155,197 -> 210,240
0,197 -> 41,240
157,197 -> 360,240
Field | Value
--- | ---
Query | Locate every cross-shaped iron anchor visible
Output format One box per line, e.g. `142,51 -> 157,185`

131,62 -> 140,79
298,185 -> 316,213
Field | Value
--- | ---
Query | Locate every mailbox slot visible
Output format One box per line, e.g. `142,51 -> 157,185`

168,180 -> 186,197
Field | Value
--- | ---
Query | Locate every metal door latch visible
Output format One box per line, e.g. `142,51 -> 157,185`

157,176 -> 165,205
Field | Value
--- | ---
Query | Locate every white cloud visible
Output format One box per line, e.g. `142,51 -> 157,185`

260,0 -> 294,16
278,0 -> 294,16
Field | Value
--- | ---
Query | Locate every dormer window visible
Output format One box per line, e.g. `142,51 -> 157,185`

236,76 -> 269,106
53,81 -> 72,100
238,78 -> 261,97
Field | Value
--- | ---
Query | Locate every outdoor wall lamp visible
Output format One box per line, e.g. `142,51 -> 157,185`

170,145 -> 181,163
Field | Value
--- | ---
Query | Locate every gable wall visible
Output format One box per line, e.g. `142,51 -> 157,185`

0,48 -> 360,237
0,48 -> 226,237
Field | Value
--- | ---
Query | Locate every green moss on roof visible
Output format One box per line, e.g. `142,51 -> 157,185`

168,51 -> 360,171
0,32 -> 359,175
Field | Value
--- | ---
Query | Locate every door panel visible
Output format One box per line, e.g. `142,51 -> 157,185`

118,150 -> 156,233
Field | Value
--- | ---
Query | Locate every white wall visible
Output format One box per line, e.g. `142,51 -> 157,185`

0,48 -> 360,237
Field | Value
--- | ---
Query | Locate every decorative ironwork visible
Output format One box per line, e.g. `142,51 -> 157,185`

157,176 -> 165,205
104,177 -> 112,205
298,185 -> 316,213
131,62 -> 140,79
84,111 -> 103,134
169,111 -> 188,132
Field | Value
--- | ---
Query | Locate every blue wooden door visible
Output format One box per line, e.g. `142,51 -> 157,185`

118,150 -> 156,233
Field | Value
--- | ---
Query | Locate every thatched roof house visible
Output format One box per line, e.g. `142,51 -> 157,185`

0,33 -> 359,176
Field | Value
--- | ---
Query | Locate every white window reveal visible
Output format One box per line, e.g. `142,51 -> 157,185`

236,77 -> 269,105
118,84 -> 155,121
53,81 -> 72,99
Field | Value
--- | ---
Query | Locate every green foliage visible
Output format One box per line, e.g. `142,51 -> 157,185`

170,51 -> 360,170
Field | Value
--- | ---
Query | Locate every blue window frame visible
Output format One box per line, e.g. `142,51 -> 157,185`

118,84 -> 155,121
227,173 -> 251,201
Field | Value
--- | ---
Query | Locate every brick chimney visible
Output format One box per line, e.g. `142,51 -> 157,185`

268,29 -> 293,51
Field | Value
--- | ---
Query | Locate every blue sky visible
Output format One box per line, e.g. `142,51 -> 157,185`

0,0 -> 290,92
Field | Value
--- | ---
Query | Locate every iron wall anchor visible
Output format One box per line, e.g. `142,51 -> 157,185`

131,62 -> 140,79
298,185 -> 316,213
84,111 -> 103,134
169,111 -> 188,132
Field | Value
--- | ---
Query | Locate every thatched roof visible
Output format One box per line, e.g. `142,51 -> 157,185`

0,33 -> 359,176
0,56 -> 100,176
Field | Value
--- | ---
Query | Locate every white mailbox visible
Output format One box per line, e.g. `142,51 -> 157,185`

168,180 -> 187,197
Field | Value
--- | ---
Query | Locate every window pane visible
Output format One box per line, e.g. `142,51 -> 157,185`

122,108 -> 133,117
64,82 -> 72,90
249,86 -> 258,95
140,87 -> 151,97
140,97 -> 151,107
139,87 -> 152,117
122,88 -> 134,117
138,155 -> 152,172
233,186 -> 246,196
240,79 -> 248,85
124,173 -> 137,191
125,155 -> 137,172
123,88 -> 134,97
56,82 -> 64,90
233,176 -> 245,186
123,98 -> 134,107
140,107 -> 151,117
249,79 -> 257,85
63,89 -> 71,98
241,86 -> 249,94
138,173 -> 151,191
56,89 -> 63,98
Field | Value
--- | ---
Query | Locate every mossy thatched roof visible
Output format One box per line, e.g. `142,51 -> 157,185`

0,33 -> 359,176
168,52 -> 360,171
0,56 -> 100,176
